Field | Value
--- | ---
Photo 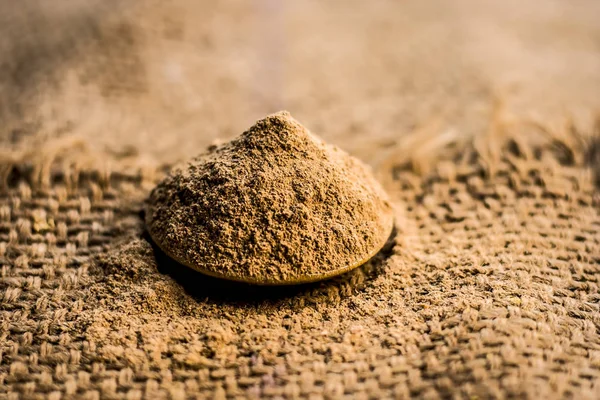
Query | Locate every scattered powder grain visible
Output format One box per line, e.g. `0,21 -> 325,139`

146,111 -> 394,284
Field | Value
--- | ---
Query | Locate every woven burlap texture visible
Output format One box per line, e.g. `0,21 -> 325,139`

1,118 -> 599,399
2,1 -> 600,399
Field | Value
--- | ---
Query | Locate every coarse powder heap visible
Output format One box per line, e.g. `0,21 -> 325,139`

146,111 -> 394,284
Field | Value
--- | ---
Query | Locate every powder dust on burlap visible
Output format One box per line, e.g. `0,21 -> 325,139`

146,111 -> 393,284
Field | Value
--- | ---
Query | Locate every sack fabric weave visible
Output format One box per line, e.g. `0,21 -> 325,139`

1,1 -> 600,399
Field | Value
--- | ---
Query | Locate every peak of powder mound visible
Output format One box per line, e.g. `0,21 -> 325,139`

146,111 -> 394,285
220,111 -> 325,159
242,111 -> 308,143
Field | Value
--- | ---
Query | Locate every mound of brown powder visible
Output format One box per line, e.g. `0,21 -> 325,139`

145,111 -> 394,284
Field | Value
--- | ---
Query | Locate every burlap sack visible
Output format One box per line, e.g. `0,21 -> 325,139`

1,1 -> 599,399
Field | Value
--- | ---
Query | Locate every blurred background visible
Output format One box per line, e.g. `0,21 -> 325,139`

1,0 -> 599,168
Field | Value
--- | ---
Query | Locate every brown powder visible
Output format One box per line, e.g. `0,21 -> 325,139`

145,111 -> 394,284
